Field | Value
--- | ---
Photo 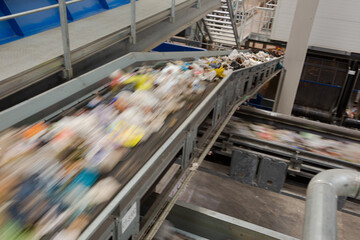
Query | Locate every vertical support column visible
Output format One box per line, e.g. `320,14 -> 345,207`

257,9 -> 263,33
59,0 -> 73,80
273,0 -> 320,115
182,128 -> 197,169
335,61 -> 359,118
249,6 -> 254,34
201,19 -> 213,43
170,0 -> 175,23
130,0 -> 136,44
196,0 -> 201,9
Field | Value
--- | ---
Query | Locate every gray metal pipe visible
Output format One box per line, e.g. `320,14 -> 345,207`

303,169 -> 360,240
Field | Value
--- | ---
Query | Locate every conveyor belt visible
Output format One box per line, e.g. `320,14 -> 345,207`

0,51 -> 282,239
211,106 -> 360,180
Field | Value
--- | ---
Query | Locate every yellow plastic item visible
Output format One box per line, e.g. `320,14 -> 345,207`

213,67 -> 226,78
108,121 -> 145,148
123,75 -> 153,90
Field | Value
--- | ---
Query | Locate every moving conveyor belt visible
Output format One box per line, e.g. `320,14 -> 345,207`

211,106 -> 360,182
0,51 -> 282,239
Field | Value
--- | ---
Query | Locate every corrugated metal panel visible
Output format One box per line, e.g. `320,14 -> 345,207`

271,0 -> 360,53
270,0 -> 296,41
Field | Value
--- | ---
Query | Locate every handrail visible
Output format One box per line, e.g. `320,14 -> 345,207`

256,6 -> 275,11
0,0 -> 84,22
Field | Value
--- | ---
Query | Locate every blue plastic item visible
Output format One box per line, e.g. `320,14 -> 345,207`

152,42 -> 206,52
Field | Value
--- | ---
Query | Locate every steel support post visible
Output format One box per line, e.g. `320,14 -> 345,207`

58,0 -> 73,80
201,19 -> 213,43
130,0 -> 136,44
335,61 -> 359,118
226,0 -> 240,48
197,0 -> 201,9
170,0 -> 175,23
273,0 -> 320,115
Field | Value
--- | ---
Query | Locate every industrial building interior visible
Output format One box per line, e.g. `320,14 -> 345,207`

0,0 -> 359,239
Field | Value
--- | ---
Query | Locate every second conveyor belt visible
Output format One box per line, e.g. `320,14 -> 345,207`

211,106 -> 360,180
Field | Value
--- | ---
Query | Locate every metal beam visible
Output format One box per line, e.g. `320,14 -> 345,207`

226,0 -> 240,48
59,0 -> 73,80
201,18 -> 213,43
168,201 -> 298,240
170,0 -> 175,23
130,0 -> 136,44
273,0 -> 320,115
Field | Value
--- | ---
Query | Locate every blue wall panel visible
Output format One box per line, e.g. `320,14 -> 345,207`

66,0 -> 106,21
4,0 -> 60,36
0,0 -> 130,45
0,10 -> 18,44
105,0 -> 130,9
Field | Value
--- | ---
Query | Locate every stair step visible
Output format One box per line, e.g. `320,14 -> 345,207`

211,35 -> 236,42
207,14 -> 230,20
221,5 -> 228,9
210,31 -> 235,38
213,10 -> 229,14
204,18 -> 232,25
205,23 -> 233,29
212,36 -> 236,44
208,27 -> 234,34
213,39 -> 237,46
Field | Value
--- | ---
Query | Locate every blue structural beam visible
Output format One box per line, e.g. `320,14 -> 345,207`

0,0 -> 130,45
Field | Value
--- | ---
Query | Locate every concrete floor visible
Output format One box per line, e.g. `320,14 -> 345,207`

178,162 -> 360,239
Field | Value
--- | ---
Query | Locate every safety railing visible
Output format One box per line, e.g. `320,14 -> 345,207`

0,0 -> 201,80
0,0 -> 83,79
235,0 -> 277,44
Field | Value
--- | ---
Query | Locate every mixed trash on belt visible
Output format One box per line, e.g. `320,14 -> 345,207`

0,50 -> 275,239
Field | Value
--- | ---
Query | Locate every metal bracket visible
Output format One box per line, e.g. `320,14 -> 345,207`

115,200 -> 140,240
182,128 -> 197,168
212,93 -> 224,127
230,150 -> 259,185
288,151 -> 302,175
257,157 -> 288,193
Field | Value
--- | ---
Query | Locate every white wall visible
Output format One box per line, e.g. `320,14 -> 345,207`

271,0 -> 360,53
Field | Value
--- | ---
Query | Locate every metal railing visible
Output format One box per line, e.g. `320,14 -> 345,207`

0,0 -> 198,80
235,0 -> 277,44
0,0 -> 83,21
0,0 -> 84,79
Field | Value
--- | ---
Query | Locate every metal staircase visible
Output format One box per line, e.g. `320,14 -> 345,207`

204,0 -> 240,48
